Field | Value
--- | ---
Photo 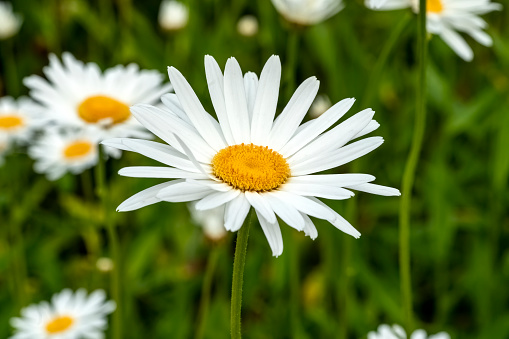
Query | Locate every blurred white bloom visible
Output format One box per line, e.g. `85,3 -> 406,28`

309,94 -> 331,118
368,324 -> 451,339
9,288 -> 115,339
237,15 -> 259,37
28,127 -> 100,180
159,0 -> 189,31
271,0 -> 344,25
24,52 -> 172,157
189,202 -> 227,241
104,55 -> 400,257
367,0 -> 389,9
96,257 -> 114,272
366,0 -> 502,61
0,2 -> 22,40
0,96 -> 45,146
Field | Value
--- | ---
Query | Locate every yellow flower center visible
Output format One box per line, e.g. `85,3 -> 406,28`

427,0 -> 443,13
211,143 -> 291,192
63,140 -> 93,159
45,315 -> 74,334
78,95 -> 130,124
0,115 -> 24,130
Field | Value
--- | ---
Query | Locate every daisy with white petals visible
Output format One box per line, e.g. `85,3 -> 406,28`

0,96 -> 44,146
103,55 -> 400,257
24,53 -> 172,157
366,0 -> 502,61
271,0 -> 344,25
0,1 -> 22,40
368,324 -> 451,339
10,288 -> 116,339
29,127 -> 100,181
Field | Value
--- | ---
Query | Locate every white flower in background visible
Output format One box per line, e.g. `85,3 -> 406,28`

96,257 -> 114,272
29,127 -> 100,180
368,324 -> 451,339
309,94 -> 332,118
366,0 -> 502,61
24,52 -> 172,157
103,55 -> 400,257
189,202 -> 227,241
271,0 -> 344,25
0,2 -> 22,40
159,0 -> 189,31
237,15 -> 259,37
9,288 -> 116,339
0,96 -> 45,146
367,0 -> 389,9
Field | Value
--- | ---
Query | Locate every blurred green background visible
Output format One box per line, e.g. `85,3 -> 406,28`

1,0 -> 509,338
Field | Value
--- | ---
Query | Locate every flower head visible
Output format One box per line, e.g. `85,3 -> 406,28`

103,55 -> 400,257
368,324 -> 451,339
0,96 -> 45,146
366,0 -> 502,61
271,0 -> 344,25
9,288 -> 116,339
29,127 -> 101,180
159,0 -> 189,31
0,2 -> 22,39
237,15 -> 259,37
24,52 -> 172,157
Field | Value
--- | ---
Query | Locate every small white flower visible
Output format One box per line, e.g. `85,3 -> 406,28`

271,0 -> 344,25
104,55 -> 400,257
159,0 -> 189,31
9,288 -> 116,339
309,94 -> 332,118
189,202 -> 227,241
368,324 -> 451,339
24,52 -> 172,157
0,2 -> 22,40
366,0 -> 502,61
29,127 -> 100,180
0,96 -> 45,146
237,15 -> 259,37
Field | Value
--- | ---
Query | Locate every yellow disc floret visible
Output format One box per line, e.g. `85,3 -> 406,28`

427,0 -> 443,13
63,140 -> 93,159
0,115 -> 24,130
45,315 -> 74,334
78,95 -> 130,124
211,143 -> 291,192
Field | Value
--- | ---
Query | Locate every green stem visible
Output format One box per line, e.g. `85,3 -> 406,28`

284,29 -> 300,101
399,0 -> 427,331
230,210 -> 253,339
195,245 -> 221,339
360,13 -> 412,108
1,39 -> 20,96
95,150 -> 122,339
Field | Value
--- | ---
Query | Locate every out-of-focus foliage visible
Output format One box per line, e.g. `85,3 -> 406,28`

0,0 -> 508,338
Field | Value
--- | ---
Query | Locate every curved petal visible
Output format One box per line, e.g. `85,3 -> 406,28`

224,194 -> 251,231
255,210 -> 283,257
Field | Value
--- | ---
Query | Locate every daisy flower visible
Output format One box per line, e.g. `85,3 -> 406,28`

23,52 -> 172,157
0,96 -> 45,146
29,127 -> 101,180
368,324 -> 451,339
366,0 -> 502,61
0,1 -> 22,40
9,288 -> 115,339
271,0 -> 344,26
158,0 -> 189,31
103,55 -> 400,257
189,202 -> 227,241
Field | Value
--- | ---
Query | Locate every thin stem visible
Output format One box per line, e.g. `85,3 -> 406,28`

195,245 -> 221,339
230,210 -> 253,339
95,150 -> 122,339
399,0 -> 427,331
1,39 -> 20,96
360,13 -> 412,108
284,29 -> 300,102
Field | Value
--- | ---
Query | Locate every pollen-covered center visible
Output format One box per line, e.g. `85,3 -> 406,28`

211,143 -> 291,192
0,115 -> 24,130
45,315 -> 74,334
63,140 -> 93,159
78,95 -> 130,124
427,0 -> 443,13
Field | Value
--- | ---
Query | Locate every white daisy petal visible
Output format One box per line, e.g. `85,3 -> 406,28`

244,191 -> 277,224
264,192 -> 306,231
301,213 -> 318,239
243,72 -> 259,120
117,181 -> 176,211
289,173 -> 375,186
281,182 -> 354,200
224,194 -> 251,232
346,183 -> 401,196
156,180 -> 213,202
223,57 -> 251,144
439,27 -> 474,62
195,189 -> 241,210
250,55 -> 281,145
118,166 -> 207,179
255,210 -> 283,257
